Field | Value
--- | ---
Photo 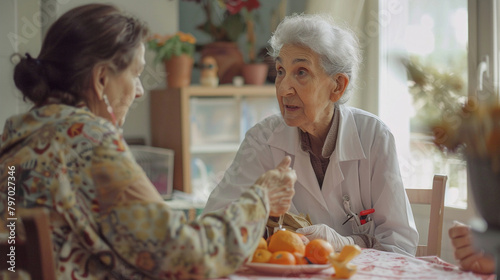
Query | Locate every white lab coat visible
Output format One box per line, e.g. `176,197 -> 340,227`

204,104 -> 418,256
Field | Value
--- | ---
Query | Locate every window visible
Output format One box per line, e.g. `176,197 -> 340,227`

381,0 -> 468,208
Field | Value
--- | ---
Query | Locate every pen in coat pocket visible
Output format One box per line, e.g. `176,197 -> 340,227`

359,208 -> 375,225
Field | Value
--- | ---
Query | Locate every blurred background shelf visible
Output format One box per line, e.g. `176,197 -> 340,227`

150,85 -> 279,198
190,143 -> 241,153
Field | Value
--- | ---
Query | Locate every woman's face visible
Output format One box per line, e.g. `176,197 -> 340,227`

104,43 -> 145,126
275,44 -> 339,134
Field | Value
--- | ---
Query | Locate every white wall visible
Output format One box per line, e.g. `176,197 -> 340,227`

0,0 -> 178,145
0,1 -> 20,126
0,0 -> 41,132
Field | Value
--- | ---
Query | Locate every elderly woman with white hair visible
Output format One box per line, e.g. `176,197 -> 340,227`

204,13 -> 418,256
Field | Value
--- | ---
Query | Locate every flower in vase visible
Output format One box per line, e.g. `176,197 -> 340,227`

433,98 -> 500,162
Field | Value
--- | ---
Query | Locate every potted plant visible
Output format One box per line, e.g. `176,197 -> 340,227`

419,49 -> 500,273
432,96 -> 500,275
240,0 -> 268,85
147,31 -> 196,88
432,96 -> 500,221
405,57 -> 500,227
185,0 -> 262,84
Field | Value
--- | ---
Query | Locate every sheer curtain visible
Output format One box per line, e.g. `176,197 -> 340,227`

305,0 -> 412,179
305,0 -> 380,115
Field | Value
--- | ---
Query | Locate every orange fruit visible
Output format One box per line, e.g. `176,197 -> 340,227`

268,230 -> 305,255
257,237 -> 268,250
293,252 -> 309,265
252,249 -> 272,263
268,251 -> 296,265
304,239 -> 334,264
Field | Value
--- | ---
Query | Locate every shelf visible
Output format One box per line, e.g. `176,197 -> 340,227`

190,143 -> 240,154
150,85 -> 277,193
184,84 -> 276,97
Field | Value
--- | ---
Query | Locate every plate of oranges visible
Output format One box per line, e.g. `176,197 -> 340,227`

246,230 -> 333,275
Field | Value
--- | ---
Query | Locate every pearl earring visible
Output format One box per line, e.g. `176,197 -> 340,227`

103,94 -> 118,127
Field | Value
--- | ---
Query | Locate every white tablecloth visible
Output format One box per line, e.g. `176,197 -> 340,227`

222,249 -> 496,280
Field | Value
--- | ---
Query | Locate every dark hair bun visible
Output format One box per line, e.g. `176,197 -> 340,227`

13,54 -> 50,105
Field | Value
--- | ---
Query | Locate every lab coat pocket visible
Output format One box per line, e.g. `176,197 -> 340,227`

352,220 -> 374,235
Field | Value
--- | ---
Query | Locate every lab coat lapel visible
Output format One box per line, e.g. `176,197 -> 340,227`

335,105 -> 366,161
322,105 -> 366,202
268,124 -> 330,212
321,154 -> 344,197
293,149 -> 330,212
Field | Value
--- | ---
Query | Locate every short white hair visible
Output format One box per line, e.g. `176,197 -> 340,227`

268,13 -> 362,104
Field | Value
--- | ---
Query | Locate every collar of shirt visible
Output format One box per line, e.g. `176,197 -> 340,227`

299,104 -> 340,158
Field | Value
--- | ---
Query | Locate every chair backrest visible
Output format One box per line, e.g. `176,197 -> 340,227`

406,174 -> 447,257
0,208 -> 56,279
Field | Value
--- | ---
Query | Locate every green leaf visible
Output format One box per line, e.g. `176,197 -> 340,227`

163,38 -> 176,60
156,46 -> 168,63
222,13 -> 245,42
181,43 -> 194,58
173,38 -> 182,57
147,40 -> 158,51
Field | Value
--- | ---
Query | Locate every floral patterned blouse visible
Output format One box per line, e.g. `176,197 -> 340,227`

0,104 -> 269,279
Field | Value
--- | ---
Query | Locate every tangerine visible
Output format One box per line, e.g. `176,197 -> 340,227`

257,237 -> 268,250
268,230 -> 305,255
252,249 -> 272,263
268,251 -> 296,265
293,252 -> 309,265
304,239 -> 334,264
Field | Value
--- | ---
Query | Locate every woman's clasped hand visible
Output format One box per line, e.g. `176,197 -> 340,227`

449,222 -> 495,274
255,156 -> 297,217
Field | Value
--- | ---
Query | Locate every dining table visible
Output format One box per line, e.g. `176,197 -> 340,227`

217,248 -> 496,280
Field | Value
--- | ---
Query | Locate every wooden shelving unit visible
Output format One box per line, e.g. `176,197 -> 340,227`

150,85 -> 277,193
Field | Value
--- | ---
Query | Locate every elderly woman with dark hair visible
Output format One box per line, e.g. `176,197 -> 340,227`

204,13 -> 419,256
0,4 -> 296,279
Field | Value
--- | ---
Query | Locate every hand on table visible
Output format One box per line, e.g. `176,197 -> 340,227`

449,221 -> 495,274
255,156 -> 296,217
296,224 -> 354,251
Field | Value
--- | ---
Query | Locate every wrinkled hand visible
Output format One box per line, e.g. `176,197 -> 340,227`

255,156 -> 296,217
449,221 -> 495,274
296,224 -> 354,252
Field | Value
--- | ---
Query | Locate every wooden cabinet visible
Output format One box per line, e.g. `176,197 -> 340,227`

150,85 -> 278,193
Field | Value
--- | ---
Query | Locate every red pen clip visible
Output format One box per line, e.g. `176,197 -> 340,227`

359,208 -> 375,225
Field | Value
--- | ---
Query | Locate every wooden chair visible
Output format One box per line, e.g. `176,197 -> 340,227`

406,174 -> 448,257
0,208 -> 56,279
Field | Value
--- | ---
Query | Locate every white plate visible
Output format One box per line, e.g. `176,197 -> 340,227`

245,263 -> 332,275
